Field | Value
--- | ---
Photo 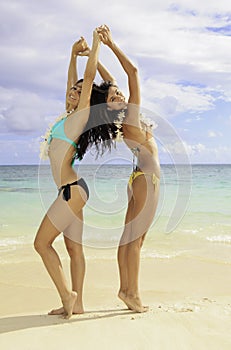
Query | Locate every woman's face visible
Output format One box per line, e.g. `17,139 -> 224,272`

67,81 -> 83,109
106,86 -> 127,110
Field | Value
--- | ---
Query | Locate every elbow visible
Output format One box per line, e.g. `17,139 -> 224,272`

130,65 -> 138,76
128,65 -> 138,77
132,66 -> 138,74
110,76 -> 116,84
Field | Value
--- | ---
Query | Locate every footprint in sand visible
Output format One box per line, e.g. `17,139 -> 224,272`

161,302 -> 201,313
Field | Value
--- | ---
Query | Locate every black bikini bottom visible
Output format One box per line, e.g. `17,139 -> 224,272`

58,178 -> 89,201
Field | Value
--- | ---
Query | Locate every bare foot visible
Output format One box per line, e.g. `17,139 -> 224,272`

118,291 -> 132,310
62,291 -> 77,319
48,307 -> 65,315
124,294 -> 149,313
48,303 -> 84,316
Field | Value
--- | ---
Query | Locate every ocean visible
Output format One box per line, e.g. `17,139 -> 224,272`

0,164 -> 230,264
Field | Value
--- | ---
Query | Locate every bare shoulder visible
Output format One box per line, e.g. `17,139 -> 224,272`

122,123 -> 147,144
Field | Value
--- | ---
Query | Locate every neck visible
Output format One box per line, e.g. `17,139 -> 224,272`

67,108 -> 75,115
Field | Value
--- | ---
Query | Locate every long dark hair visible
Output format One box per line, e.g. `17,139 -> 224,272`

75,81 -> 122,161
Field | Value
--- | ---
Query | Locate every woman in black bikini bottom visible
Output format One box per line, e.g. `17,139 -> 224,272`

34,29 -> 119,319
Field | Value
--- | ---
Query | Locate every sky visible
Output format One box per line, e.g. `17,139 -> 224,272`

0,0 -> 231,165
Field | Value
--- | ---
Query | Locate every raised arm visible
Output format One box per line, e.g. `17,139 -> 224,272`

66,37 -> 88,110
97,25 -> 141,138
77,30 -> 101,112
66,37 -> 115,111
66,31 -> 101,139
97,61 -> 116,84
81,46 -> 116,83
97,25 -> 140,106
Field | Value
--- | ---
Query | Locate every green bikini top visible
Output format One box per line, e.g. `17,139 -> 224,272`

48,117 -> 77,148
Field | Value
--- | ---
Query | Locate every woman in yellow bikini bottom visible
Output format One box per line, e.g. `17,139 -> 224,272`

128,166 -> 159,190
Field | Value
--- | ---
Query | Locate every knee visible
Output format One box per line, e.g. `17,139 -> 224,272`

128,239 -> 140,252
131,236 -> 144,250
65,245 -> 75,258
34,237 -> 48,255
66,244 -> 83,260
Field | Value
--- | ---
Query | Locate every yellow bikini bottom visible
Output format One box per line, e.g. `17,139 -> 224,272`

128,170 -> 159,189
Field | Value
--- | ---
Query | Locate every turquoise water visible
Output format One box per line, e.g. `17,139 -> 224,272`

0,164 -> 231,262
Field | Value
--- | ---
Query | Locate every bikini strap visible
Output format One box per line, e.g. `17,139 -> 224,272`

58,180 -> 79,201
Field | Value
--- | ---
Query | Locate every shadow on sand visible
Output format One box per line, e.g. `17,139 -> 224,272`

0,308 -> 135,334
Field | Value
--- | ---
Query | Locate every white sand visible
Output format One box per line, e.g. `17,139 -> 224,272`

0,244 -> 231,350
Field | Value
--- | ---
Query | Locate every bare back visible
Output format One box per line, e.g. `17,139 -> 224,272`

123,122 -> 160,178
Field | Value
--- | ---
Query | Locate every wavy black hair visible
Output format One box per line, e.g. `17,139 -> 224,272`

74,78 -> 84,85
75,81 -> 122,161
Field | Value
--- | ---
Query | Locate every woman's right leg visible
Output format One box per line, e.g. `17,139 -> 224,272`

125,235 -> 147,312
49,236 -> 85,315
64,235 -> 85,314
34,214 -> 77,319
117,186 -> 134,306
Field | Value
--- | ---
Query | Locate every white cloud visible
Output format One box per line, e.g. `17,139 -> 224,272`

0,0 -> 231,163
185,116 -> 203,123
174,141 -> 231,163
208,130 -> 216,138
0,87 -> 63,133
208,130 -> 223,138
162,141 -> 205,156
184,142 -> 206,156
227,116 -> 231,126
141,79 -> 215,115
0,137 -> 39,164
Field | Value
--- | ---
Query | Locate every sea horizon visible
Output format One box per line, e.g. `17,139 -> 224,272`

0,164 -> 230,264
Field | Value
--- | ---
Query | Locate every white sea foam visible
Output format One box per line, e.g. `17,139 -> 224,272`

207,235 -> 231,244
181,229 -> 200,235
142,252 -> 182,259
0,238 -> 25,247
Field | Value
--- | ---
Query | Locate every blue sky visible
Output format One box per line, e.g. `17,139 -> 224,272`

0,0 -> 231,164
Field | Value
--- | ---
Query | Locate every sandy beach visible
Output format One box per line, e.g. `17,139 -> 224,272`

0,241 -> 231,350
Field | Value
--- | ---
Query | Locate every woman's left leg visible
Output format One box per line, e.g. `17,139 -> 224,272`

34,213 -> 77,319
37,182 -> 87,318
125,175 -> 159,312
48,184 -> 87,316
64,185 -> 87,312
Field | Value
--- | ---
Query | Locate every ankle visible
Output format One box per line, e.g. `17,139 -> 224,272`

119,288 -> 127,295
62,290 -> 74,302
127,292 -> 139,299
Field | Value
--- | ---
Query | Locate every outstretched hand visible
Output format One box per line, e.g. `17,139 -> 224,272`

78,47 -> 90,56
96,24 -> 113,46
72,37 -> 89,56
